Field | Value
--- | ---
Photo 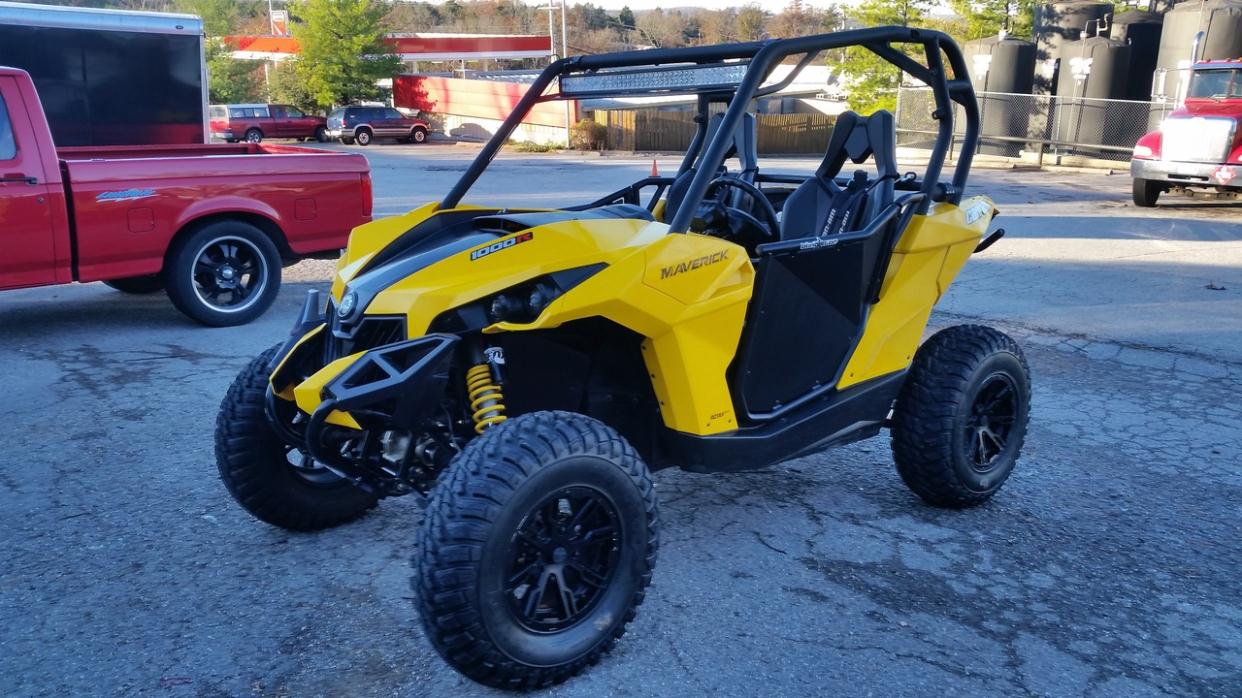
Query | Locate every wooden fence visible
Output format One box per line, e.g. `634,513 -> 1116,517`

593,109 -> 836,154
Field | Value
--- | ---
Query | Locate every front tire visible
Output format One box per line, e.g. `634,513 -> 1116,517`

1133,177 -> 1162,207
414,411 -> 659,689
411,126 -> 428,144
890,325 -> 1031,508
314,126 -> 329,143
103,274 -> 164,294
165,220 -> 282,326
215,346 -> 380,531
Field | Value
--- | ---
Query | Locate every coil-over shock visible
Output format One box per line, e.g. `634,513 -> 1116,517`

466,345 -> 507,433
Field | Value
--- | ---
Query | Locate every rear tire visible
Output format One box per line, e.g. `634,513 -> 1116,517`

340,136 -> 355,145
103,274 -> 163,294
414,411 -> 659,689
216,346 -> 379,531
1132,177 -> 1162,207
355,128 -> 373,146
890,325 -> 1031,508
165,220 -> 282,326
244,128 -> 263,144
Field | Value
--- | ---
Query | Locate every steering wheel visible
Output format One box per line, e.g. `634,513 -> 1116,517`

696,177 -> 782,245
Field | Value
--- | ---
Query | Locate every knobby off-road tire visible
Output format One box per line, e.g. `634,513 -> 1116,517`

215,345 -> 379,531
414,411 -> 659,690
890,325 -> 1031,508
1132,177 -> 1161,207
103,274 -> 164,294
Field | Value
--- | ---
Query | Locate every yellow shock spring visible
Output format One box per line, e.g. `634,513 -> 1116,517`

466,363 -> 506,434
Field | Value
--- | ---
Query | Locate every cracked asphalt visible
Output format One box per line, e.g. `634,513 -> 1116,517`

1,146 -> 1239,697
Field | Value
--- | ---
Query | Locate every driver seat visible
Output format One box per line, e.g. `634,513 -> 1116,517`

778,110 -> 899,241
664,112 -> 759,222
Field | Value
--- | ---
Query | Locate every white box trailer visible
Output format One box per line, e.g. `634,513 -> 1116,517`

0,1 -> 206,146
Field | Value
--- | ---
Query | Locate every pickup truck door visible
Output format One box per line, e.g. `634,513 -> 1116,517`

276,106 -> 308,138
0,75 -> 59,290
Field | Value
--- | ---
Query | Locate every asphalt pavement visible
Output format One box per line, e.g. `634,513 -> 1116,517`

1,143 -> 1239,697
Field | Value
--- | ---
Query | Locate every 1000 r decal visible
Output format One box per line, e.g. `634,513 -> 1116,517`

470,232 -> 533,261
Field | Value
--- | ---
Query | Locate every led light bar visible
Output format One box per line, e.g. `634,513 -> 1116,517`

559,62 -> 750,98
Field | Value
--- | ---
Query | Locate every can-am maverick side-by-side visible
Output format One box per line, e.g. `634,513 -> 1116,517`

216,26 -> 1030,689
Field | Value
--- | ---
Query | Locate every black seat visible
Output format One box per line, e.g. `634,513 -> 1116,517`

778,110 -> 899,241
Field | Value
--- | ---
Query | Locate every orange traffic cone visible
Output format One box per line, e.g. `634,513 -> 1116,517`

651,159 -> 659,177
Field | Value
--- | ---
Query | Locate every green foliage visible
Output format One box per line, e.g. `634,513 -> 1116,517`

946,0 -> 1038,41
840,0 -> 932,115
204,39 -> 263,104
508,140 -> 562,152
290,0 -> 402,109
268,60 -> 318,112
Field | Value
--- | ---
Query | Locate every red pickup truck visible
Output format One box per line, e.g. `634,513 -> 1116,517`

1,67 -> 372,326
209,104 -> 330,144
1131,60 -> 1242,207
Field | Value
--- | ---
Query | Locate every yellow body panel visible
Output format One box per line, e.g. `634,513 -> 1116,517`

836,196 -> 992,389
278,194 -> 991,438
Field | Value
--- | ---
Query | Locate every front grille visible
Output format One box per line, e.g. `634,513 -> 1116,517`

324,316 -> 407,362
1162,117 -> 1236,164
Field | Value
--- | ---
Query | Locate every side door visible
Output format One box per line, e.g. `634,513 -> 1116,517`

279,106 -> 311,138
0,75 -> 60,290
384,108 -> 409,138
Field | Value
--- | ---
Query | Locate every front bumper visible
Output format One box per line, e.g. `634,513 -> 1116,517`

1131,158 -> 1240,188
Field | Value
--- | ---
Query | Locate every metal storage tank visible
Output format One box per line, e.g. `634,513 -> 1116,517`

1110,9 -> 1165,100
1154,0 -> 1242,102
1034,1 -> 1114,93
1054,36 -> 1135,152
965,35 -> 1037,155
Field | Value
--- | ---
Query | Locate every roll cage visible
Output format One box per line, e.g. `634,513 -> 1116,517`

441,25 -> 980,230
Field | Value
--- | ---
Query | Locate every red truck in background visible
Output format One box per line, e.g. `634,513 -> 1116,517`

0,66 -> 372,326
209,104 -> 330,144
1131,60 -> 1242,207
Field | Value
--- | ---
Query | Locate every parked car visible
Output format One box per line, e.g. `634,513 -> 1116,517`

1,66 -> 373,326
1131,60 -> 1242,207
209,103 -> 329,144
326,105 -> 430,146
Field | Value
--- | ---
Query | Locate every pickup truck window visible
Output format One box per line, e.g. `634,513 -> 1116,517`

0,93 -> 15,160
1189,69 -> 1241,100
283,107 -> 305,118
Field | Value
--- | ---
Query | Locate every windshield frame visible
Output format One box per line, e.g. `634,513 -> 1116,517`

440,25 -> 980,231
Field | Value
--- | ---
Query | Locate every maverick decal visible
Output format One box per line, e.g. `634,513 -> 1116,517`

660,249 -> 729,279
470,232 -> 534,261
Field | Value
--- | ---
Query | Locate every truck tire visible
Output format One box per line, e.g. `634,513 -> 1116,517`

103,274 -> 164,294
340,136 -> 355,145
411,126 -> 428,144
244,128 -> 263,144
216,345 -> 380,531
355,127 -> 373,146
314,126 -> 329,143
414,411 -> 659,689
890,325 -> 1031,508
1132,178 -> 1161,207
165,220 -> 282,327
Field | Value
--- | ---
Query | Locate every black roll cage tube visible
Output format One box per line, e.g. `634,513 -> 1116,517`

440,25 -> 979,232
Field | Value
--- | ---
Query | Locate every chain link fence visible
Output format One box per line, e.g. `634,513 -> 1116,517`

895,87 -> 1179,164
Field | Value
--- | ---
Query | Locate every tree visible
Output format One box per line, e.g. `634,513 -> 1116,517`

840,0 -> 932,114
735,4 -> 768,42
289,0 -> 402,108
618,6 -> 635,31
947,0 -> 1038,41
177,0 -> 262,104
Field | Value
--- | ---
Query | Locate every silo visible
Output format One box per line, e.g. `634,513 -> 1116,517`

1054,36 -> 1133,152
1154,0 -> 1242,102
1110,9 -> 1164,100
965,35 -> 1037,155
1034,1 -> 1114,93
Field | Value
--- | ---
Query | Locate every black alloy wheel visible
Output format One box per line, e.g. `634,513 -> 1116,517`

506,486 -> 622,632
963,373 -> 1018,472
191,236 -> 268,313
165,220 -> 282,326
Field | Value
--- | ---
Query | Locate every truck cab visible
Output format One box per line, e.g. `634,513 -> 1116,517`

1131,60 -> 1242,207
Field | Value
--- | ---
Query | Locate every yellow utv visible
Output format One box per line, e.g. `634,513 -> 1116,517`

216,26 -> 1030,689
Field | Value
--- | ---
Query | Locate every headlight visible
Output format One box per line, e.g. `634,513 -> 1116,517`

337,290 -> 358,318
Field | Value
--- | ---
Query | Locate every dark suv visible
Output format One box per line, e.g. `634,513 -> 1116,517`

326,105 -> 430,146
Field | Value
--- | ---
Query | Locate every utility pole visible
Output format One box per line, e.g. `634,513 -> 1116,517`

561,0 -> 571,145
